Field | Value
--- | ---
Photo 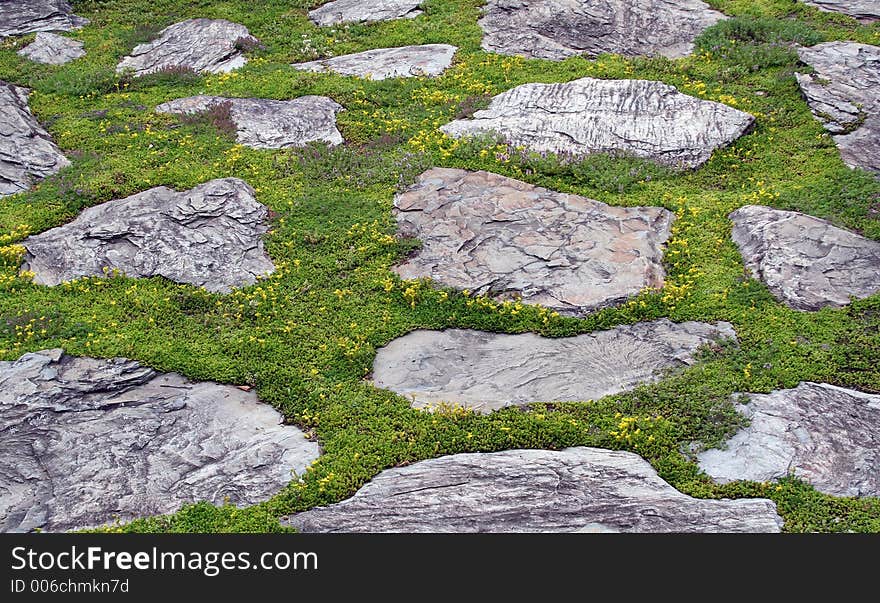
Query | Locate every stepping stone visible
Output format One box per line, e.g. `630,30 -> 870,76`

0,0 -> 88,38
155,95 -> 344,149
440,77 -> 754,169
283,447 -> 782,532
697,383 -> 880,497
292,44 -> 456,80
17,32 -> 85,65
0,81 -> 70,198
796,42 -> 880,177
803,1 -> 879,22
116,18 -> 259,77
21,178 -> 275,293
372,319 -> 736,412
730,205 -> 880,311
478,0 -> 726,61
393,168 -> 673,314
309,0 -> 424,26
0,349 -> 320,533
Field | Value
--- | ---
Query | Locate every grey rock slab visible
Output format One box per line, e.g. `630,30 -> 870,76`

0,0 -> 88,37
308,0 -> 424,26
371,319 -> 736,412
697,383 -> 880,497
21,177 -> 275,293
479,0 -> 726,60
283,447 -> 782,532
17,32 -> 85,65
803,1 -> 879,22
730,204 -> 880,310
292,44 -> 456,80
155,95 -> 344,149
440,77 -> 754,169
393,168 -> 674,314
0,349 -> 320,533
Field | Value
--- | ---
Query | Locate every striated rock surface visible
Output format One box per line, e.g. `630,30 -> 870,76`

440,77 -> 754,169
393,168 -> 673,314
0,0 -> 88,37
729,205 -> 880,310
0,349 -> 321,533
292,44 -> 456,80
17,32 -> 85,65
309,0 -> 424,26
803,1 -> 879,22
21,178 -> 275,293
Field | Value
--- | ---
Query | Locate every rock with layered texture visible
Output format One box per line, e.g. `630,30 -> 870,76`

0,0 -> 87,38
0,349 -> 321,533
393,169 -> 673,314
308,0 -> 424,26
440,77 -> 754,169
803,1 -> 879,22
292,44 -> 456,80
21,178 -> 275,293
17,32 -> 85,65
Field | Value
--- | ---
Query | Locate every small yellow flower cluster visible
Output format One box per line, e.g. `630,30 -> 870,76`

609,413 -> 664,449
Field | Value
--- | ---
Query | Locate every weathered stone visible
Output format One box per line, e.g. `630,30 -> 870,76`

796,42 -> 880,177
0,81 -> 70,198
21,178 -> 275,293
372,319 -> 736,412
440,77 -> 754,169
803,1 -> 879,22
393,168 -> 673,314
116,19 -> 259,76
283,447 -> 782,532
729,205 -> 880,311
155,96 -> 344,149
478,0 -> 726,60
697,383 -> 880,497
292,44 -> 456,80
17,32 -> 85,65
0,0 -> 87,38
308,0 -> 424,26
0,349 -> 320,533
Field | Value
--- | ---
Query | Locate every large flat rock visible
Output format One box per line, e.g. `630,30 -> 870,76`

21,178 -> 275,293
697,383 -> 880,497
292,44 -> 456,80
18,32 -> 85,65
308,0 -> 424,26
0,349 -> 321,533
803,1 -> 879,22
440,77 -> 754,169
283,447 -> 782,532
393,168 -> 673,314
0,0 -> 87,38
729,205 -> 880,311
372,320 -> 736,412
479,0 -> 726,60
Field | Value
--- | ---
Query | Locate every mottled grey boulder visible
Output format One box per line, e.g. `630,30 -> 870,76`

21,178 -> 275,293
308,0 -> 424,26
292,44 -> 456,80
155,95 -> 344,149
372,320 -> 736,412
440,77 -> 754,169
393,168 -> 673,314
0,349 -> 321,533
698,383 -> 880,497
803,1 -> 879,22
284,447 -> 782,532
479,0 -> 726,60
0,0 -> 87,37
17,32 -> 85,65
730,205 -> 880,310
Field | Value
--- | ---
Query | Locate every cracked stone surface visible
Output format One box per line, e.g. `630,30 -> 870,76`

440,77 -> 754,169
292,44 -> 456,80
283,447 -> 782,532
0,349 -> 321,533
730,205 -> 880,310
155,95 -> 344,149
371,319 -> 736,412
0,0 -> 88,37
796,42 -> 880,177
803,1 -> 879,22
21,178 -> 275,293
393,169 -> 674,314
116,19 -> 259,76
697,383 -> 880,497
18,32 -> 85,65
308,0 -> 424,26
478,0 -> 726,60
0,81 -> 70,198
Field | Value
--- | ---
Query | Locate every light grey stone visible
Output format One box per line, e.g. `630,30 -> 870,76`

803,1 -> 879,22
17,32 -> 85,65
729,204 -> 880,311
292,44 -> 456,80
0,349 -> 321,533
21,178 -> 275,293
393,168 -> 674,315
308,0 -> 424,26
0,0 -> 87,38
440,77 -> 754,169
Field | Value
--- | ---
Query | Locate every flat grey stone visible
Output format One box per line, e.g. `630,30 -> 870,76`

729,205 -> 880,311
0,81 -> 70,198
393,168 -> 674,314
372,319 -> 736,412
283,447 -> 782,532
21,178 -> 275,293
308,0 -> 424,26
17,32 -> 85,65
697,383 -> 880,497
796,42 -> 880,177
116,18 -> 259,76
479,0 -> 726,60
803,1 -> 879,22
0,349 -> 320,533
292,44 -> 456,80
155,95 -> 344,149
440,77 -> 754,169
0,0 -> 87,38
